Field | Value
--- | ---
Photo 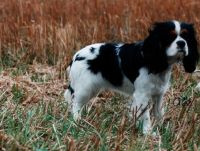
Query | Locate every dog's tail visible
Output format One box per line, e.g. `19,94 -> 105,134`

64,60 -> 74,106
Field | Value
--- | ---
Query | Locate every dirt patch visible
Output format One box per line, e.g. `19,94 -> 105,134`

0,62 -> 66,106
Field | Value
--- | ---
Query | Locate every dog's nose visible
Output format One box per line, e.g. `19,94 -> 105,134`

176,40 -> 186,49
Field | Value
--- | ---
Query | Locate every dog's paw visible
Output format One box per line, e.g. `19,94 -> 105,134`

195,82 -> 200,91
73,112 -> 81,122
142,124 -> 153,135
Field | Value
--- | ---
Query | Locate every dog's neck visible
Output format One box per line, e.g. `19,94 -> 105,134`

139,42 -> 171,74
156,66 -> 172,80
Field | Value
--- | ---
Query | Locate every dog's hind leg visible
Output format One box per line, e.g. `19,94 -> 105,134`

71,84 -> 100,120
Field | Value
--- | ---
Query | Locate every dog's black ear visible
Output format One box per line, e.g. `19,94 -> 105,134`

183,41 -> 199,73
148,22 -> 158,32
183,25 -> 199,73
148,22 -> 165,34
143,23 -> 168,73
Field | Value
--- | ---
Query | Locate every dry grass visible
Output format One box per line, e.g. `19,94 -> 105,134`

0,0 -> 200,150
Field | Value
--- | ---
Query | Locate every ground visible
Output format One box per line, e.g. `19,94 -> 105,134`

0,62 -> 200,151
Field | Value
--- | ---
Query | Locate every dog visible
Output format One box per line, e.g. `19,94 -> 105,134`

64,20 -> 199,134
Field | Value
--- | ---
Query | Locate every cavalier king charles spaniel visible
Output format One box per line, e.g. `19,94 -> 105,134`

64,20 -> 199,134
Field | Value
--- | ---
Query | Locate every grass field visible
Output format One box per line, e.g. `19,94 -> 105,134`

0,0 -> 200,150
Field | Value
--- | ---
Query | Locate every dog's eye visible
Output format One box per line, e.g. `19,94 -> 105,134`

170,30 -> 176,36
169,30 -> 177,39
181,29 -> 188,35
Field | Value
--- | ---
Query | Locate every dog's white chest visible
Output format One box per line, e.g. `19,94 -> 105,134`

134,68 -> 171,96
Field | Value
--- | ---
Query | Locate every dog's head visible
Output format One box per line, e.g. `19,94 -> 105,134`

143,20 -> 199,73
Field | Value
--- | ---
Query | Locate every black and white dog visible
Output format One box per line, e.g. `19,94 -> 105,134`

64,20 -> 199,134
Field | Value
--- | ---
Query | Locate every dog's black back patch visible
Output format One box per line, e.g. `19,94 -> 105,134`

119,42 -> 144,83
90,47 -> 95,53
75,54 -> 85,61
87,43 -> 123,86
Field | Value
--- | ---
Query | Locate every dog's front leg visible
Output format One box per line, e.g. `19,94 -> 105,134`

131,91 -> 152,135
152,94 -> 164,120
